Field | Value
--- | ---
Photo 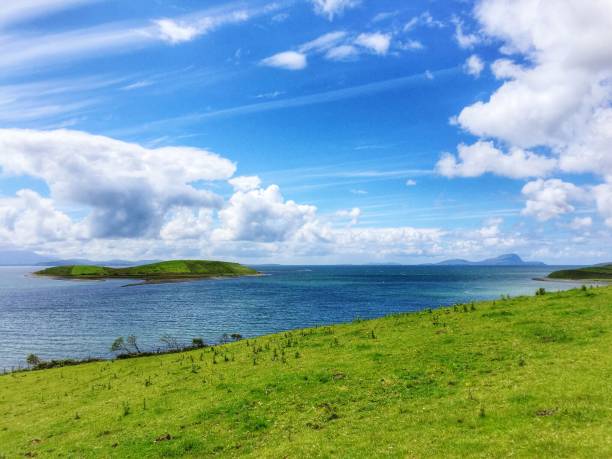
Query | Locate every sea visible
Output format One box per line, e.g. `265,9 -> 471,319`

0,265 -> 583,370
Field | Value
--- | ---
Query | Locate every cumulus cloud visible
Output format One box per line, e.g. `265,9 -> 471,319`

160,208 -> 213,241
0,129 -> 235,238
458,0 -> 612,156
215,185 -> 317,242
0,189 -> 75,246
436,141 -> 557,179
521,179 -> 587,221
445,0 -> 612,226
355,32 -> 391,55
311,0 -> 360,21
261,51 -> 307,70
464,54 -> 484,77
405,179 -> 417,186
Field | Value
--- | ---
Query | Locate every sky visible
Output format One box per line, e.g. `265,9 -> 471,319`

0,0 -> 611,264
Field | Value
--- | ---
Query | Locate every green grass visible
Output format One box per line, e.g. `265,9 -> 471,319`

1,287 -> 611,457
35,260 -> 258,280
548,264 -> 612,280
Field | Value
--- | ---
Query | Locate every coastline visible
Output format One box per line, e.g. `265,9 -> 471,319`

2,284 -> 610,457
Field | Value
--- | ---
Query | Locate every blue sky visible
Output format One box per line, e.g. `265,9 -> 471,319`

0,0 -> 611,264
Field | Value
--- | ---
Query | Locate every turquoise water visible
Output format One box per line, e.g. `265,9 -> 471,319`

0,265 -> 580,370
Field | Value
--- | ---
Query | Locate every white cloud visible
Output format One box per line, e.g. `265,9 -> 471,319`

593,183 -> 612,227
265,30 -> 395,69
568,216 -> 592,230
336,207 -> 361,225
355,32 -> 391,55
215,185 -> 317,242
398,40 -> 424,51
404,12 -> 444,32
326,45 -> 359,61
405,179 -> 417,186
160,208 -> 213,241
521,179 -> 587,221
299,31 -> 347,53
436,141 -> 557,179
155,19 -> 201,44
0,3 -> 272,72
228,175 -> 262,192
453,18 -> 480,49
261,51 -> 307,70
458,0 -> 612,160
446,0 -> 612,227
311,0 -> 360,21
464,54 -> 484,77
0,189 -> 75,246
0,0 -> 95,28
0,129 -> 235,239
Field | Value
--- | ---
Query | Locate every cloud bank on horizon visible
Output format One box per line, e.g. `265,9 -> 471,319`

0,0 -> 611,264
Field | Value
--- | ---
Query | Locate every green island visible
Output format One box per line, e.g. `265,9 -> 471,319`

1,286 -> 611,457
34,260 -> 259,281
548,264 -> 612,281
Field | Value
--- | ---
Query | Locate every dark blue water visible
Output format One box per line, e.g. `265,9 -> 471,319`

0,265 -> 580,369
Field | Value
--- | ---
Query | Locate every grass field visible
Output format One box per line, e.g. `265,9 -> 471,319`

1,286 -> 611,457
548,264 -> 612,280
35,260 -> 258,280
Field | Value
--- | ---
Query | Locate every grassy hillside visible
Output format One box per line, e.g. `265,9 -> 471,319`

35,260 -> 258,280
548,264 -> 612,280
1,287 -> 611,457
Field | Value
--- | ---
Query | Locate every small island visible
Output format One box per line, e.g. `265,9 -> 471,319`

35,260 -> 259,282
547,264 -> 612,281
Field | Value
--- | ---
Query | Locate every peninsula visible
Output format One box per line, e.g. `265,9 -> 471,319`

547,263 -> 612,281
35,260 -> 259,281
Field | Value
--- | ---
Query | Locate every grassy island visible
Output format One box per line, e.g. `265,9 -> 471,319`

548,264 -> 612,281
34,260 -> 259,281
1,286 -> 611,457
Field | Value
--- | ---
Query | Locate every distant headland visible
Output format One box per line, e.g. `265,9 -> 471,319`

428,253 -> 546,267
547,263 -> 612,281
34,260 -> 259,282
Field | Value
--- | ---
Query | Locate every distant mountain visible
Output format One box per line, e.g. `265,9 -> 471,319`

35,259 -> 161,267
432,253 -> 546,266
0,250 -> 57,266
366,262 -> 403,266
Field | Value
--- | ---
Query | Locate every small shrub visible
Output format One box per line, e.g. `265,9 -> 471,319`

192,337 -> 205,348
26,354 -> 41,367
535,287 -> 546,296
